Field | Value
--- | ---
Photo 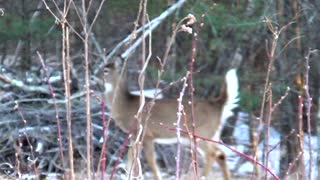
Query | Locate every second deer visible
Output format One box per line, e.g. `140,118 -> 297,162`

104,58 -> 239,180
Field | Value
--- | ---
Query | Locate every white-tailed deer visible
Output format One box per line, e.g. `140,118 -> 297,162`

104,58 -> 239,180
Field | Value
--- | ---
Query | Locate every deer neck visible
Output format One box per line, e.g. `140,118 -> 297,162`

105,76 -> 137,132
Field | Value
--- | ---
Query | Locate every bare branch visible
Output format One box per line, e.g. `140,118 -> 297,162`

94,0 -> 187,75
0,74 -> 49,94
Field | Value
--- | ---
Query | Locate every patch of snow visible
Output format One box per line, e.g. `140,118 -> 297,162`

223,112 -> 318,179
130,89 -> 164,99
238,161 -> 253,174
303,135 -> 318,179
48,75 -> 61,83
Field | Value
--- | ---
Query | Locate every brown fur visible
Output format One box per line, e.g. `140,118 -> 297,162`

104,60 -> 231,180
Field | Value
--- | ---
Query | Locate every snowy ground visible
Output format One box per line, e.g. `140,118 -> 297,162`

218,112 -> 318,179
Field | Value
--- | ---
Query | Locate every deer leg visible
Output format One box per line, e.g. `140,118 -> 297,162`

215,148 -> 231,180
143,138 -> 162,180
201,143 -> 231,180
202,146 -> 215,178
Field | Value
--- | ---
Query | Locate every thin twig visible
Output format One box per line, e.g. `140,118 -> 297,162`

188,30 -> 199,180
304,48 -> 313,180
129,0 -> 149,178
38,52 -> 66,178
158,123 -> 280,180
297,95 -> 305,179
63,25 -> 75,179
256,17 -> 279,178
176,73 -> 189,180
94,0 -> 187,75
264,83 -> 272,180
81,0 -> 92,178
14,102 -> 39,180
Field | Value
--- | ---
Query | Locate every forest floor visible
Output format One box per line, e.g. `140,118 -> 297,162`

0,99 -> 317,179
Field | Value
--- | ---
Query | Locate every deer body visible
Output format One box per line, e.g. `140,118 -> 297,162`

104,61 -> 238,180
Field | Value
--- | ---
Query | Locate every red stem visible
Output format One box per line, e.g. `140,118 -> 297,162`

158,123 -> 280,180
38,52 -> 66,176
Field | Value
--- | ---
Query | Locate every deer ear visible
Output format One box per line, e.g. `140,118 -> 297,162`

105,57 -> 122,69
105,62 -> 115,69
113,57 -> 122,69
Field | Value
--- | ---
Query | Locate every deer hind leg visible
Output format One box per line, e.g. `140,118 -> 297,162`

143,138 -> 162,180
214,146 -> 231,180
201,142 -> 231,180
